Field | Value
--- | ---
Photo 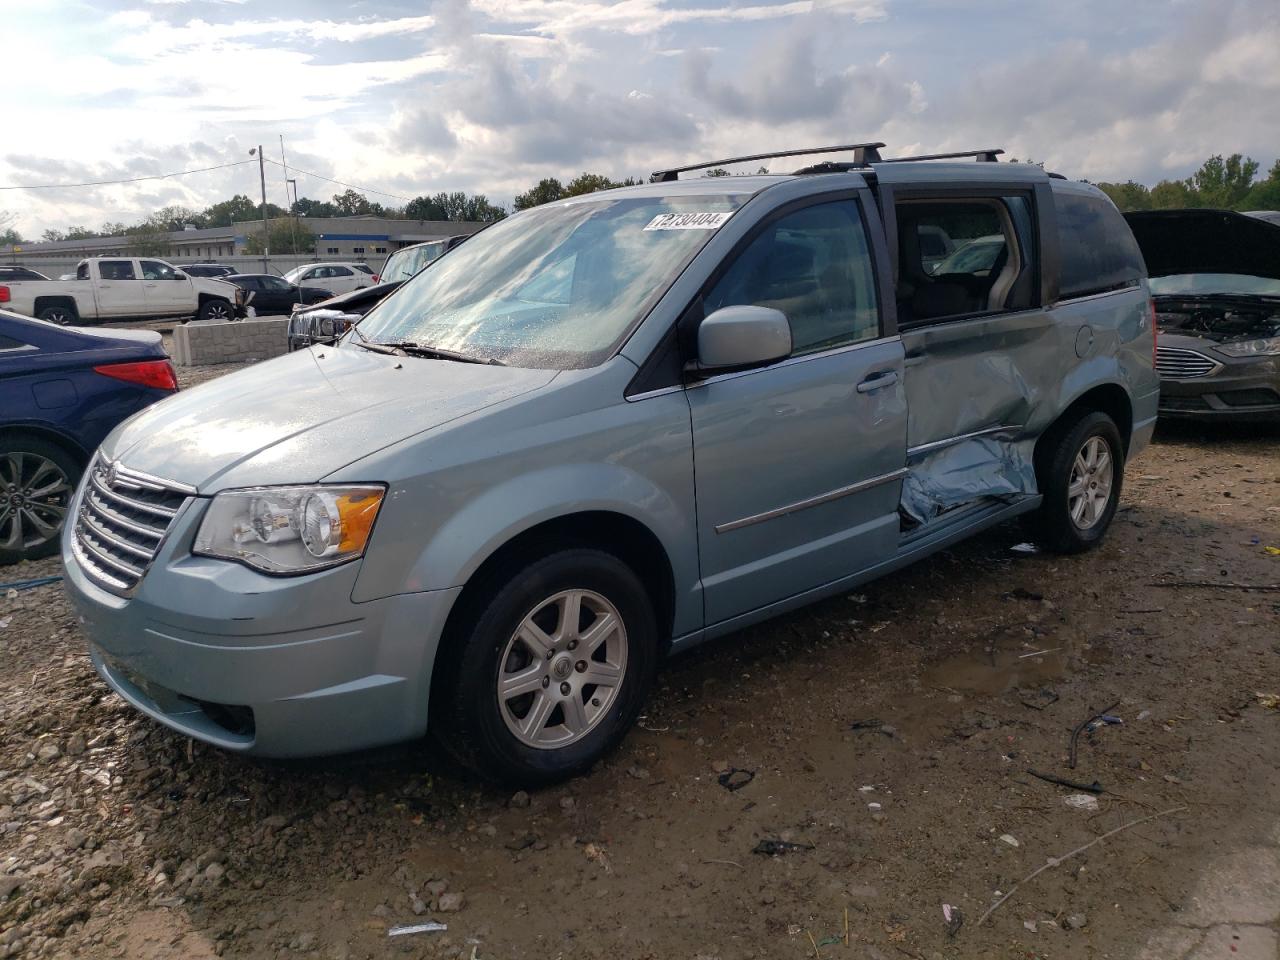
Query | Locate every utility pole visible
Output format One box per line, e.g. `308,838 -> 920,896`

250,145 -> 269,273
280,135 -> 300,271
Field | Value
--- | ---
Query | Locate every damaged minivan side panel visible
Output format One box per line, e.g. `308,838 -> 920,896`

886,178 -> 1152,525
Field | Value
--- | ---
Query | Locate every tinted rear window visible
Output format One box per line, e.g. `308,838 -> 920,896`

1054,191 -> 1146,299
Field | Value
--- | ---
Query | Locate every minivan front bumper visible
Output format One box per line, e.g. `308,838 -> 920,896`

62,490 -> 460,757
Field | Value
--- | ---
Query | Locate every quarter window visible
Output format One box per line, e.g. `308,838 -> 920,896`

1054,192 -> 1145,299
704,200 -> 881,355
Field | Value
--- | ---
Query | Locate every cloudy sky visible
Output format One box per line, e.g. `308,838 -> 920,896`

1,0 -> 1277,235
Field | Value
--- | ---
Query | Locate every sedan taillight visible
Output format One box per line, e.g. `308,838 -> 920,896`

0,285 -> 9,303
94,359 -> 178,392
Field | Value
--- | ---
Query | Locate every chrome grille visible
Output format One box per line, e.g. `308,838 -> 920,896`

72,458 -> 193,595
1156,346 -> 1220,379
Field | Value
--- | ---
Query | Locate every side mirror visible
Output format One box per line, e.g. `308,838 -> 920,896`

172,271 -> 187,279
696,305 -> 792,371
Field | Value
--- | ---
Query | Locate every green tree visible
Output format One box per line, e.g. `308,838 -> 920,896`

703,168 -> 730,178
200,194 -> 262,228
99,221 -> 128,237
1240,159 -> 1280,211
0,209 -> 19,245
1189,154 -> 1258,209
332,189 -> 376,216
146,205 -> 205,231
405,194 -> 449,220
1150,179 -> 1197,209
63,226 -> 100,241
292,197 -> 339,218
1095,181 -> 1153,211
562,172 -> 640,197
242,220 -> 315,255
514,178 -> 565,211
41,228 -> 65,242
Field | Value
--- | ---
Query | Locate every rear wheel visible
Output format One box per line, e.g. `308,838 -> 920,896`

36,305 -> 77,325
0,439 -> 82,565
433,548 -> 659,786
1033,411 -> 1124,554
198,298 -> 233,322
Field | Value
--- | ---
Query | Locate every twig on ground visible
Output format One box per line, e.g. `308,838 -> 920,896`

1028,769 -> 1104,794
974,805 -> 1188,928
1070,699 -> 1120,770
701,858 -> 743,868
1150,581 -> 1280,592
807,929 -> 820,959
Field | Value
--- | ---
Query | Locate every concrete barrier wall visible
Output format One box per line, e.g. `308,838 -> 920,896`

172,318 -> 289,367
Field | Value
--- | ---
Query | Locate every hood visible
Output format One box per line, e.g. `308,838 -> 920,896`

1124,209 -> 1280,280
295,280 -> 401,317
103,347 -> 558,491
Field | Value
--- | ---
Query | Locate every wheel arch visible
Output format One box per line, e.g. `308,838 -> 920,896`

0,423 -> 91,465
1036,381 -> 1134,472
439,509 -> 678,653
32,295 -> 79,318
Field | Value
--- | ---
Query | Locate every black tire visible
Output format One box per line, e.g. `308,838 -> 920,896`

0,437 -> 83,565
198,298 -> 233,322
432,548 -> 659,787
1032,411 -> 1124,554
36,305 -> 77,326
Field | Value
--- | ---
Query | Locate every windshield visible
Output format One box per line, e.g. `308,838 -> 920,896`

354,194 -> 747,369
381,241 -> 446,284
1149,273 -> 1280,297
284,267 -> 305,283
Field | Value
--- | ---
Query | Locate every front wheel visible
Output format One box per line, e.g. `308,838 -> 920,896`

433,549 -> 659,786
198,298 -> 233,322
1033,411 -> 1124,554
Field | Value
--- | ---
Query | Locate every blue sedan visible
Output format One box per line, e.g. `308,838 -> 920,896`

0,310 -> 178,564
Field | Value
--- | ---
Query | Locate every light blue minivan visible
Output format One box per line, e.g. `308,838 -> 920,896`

63,144 -> 1159,784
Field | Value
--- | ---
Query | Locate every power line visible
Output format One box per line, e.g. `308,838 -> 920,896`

264,158 -> 414,202
0,159 -> 257,191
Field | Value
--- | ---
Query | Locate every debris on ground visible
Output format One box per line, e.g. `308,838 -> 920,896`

752,839 -> 815,856
998,834 -> 1019,847
1069,699 -> 1122,769
388,922 -> 447,937
1063,794 -> 1101,812
1009,542 -> 1040,555
717,767 -> 755,791
942,903 -> 963,937
1257,693 -> 1280,710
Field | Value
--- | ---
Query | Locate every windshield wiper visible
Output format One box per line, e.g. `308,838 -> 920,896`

386,342 -> 506,366
345,322 -> 406,356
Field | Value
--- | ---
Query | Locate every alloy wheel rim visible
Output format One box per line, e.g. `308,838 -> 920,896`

497,588 -> 628,749
1067,436 -> 1114,530
0,452 -> 72,551
207,303 -> 230,319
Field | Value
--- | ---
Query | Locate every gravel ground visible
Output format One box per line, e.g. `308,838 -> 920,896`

1,358 -> 1278,960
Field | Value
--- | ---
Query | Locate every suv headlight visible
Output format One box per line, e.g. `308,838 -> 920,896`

193,485 -> 385,574
1218,337 -> 1280,358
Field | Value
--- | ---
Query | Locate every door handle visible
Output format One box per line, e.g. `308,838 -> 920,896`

856,370 -> 899,393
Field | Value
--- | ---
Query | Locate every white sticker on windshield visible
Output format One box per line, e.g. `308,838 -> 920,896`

643,212 -> 732,231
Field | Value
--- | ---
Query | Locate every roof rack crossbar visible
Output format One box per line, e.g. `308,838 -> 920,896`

650,142 -> 886,182
882,148 -> 1004,164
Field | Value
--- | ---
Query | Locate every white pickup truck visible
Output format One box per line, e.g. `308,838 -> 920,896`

0,257 -> 245,325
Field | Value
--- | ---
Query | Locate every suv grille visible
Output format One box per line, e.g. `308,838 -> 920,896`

72,458 -> 193,595
1155,346 -> 1220,379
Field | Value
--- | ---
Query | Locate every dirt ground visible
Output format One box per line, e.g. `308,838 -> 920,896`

1,364 -> 1278,959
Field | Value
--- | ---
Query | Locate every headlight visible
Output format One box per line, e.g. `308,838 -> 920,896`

193,485 -> 385,574
1217,336 -> 1280,358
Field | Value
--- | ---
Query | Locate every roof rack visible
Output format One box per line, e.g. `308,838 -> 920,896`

881,148 -> 1004,164
650,142 -> 886,182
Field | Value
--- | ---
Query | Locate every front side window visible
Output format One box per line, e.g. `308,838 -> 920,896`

99,260 -> 136,280
358,193 -> 747,369
262,276 -> 291,292
140,260 -> 177,281
1054,192 -> 1145,299
704,200 -> 881,355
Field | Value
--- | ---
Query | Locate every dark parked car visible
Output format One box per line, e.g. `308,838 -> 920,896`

285,237 -> 470,350
0,309 -> 178,563
223,274 -> 334,316
0,267 -> 51,282
177,264 -> 238,278
1125,209 -> 1280,422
